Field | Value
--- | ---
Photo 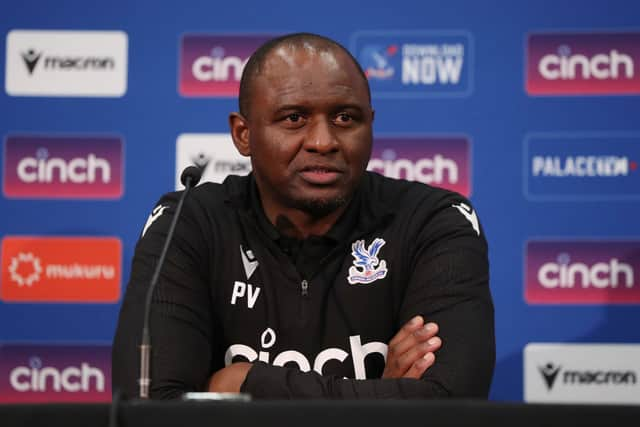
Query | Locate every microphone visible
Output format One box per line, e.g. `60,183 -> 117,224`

180,165 -> 204,188
138,165 -> 203,399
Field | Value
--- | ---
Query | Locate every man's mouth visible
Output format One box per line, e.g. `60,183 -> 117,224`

299,166 -> 342,185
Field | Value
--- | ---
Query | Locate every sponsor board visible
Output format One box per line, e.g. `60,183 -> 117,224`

179,34 -> 274,97
525,343 -> 640,404
175,133 -> 251,189
0,344 -> 111,403
525,240 -> 640,304
524,133 -> 640,200
3,134 -> 124,199
0,236 -> 121,303
526,31 -> 640,95
368,136 -> 470,196
5,30 -> 127,97
350,30 -> 473,97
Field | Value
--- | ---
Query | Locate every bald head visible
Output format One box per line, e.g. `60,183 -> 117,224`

238,33 -> 371,117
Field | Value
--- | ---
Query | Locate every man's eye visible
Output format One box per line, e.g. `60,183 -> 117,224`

280,113 -> 306,128
335,113 -> 353,124
286,113 -> 302,122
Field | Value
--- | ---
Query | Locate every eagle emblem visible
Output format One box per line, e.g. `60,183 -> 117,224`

347,238 -> 388,285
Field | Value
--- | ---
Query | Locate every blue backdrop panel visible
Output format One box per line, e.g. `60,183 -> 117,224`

1,0 -> 639,402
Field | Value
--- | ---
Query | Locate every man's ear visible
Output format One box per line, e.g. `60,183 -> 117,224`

229,112 -> 251,156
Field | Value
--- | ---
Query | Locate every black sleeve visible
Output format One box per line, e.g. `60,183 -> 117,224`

240,197 -> 495,399
399,196 -> 494,397
111,192 -> 214,399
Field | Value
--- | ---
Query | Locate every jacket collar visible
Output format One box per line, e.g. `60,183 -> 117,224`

222,172 -> 395,240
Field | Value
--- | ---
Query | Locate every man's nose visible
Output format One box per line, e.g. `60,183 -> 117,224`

303,119 -> 338,154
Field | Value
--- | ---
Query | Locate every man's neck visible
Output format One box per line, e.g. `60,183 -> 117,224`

265,203 -> 348,240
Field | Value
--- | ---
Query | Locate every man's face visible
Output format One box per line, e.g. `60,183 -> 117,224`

242,45 -> 373,217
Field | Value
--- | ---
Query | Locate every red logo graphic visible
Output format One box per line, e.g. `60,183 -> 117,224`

1,237 -> 121,302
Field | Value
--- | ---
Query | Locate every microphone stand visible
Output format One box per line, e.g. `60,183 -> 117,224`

138,167 -> 202,399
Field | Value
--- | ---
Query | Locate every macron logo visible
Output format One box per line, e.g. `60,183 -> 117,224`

240,246 -> 258,280
21,49 -> 42,75
231,246 -> 261,309
452,202 -> 480,236
539,363 -> 562,390
142,205 -> 169,238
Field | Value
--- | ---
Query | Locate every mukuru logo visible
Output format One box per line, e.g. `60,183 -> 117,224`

1,236 -> 121,303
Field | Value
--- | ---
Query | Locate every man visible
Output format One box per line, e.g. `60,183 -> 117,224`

112,33 -> 494,399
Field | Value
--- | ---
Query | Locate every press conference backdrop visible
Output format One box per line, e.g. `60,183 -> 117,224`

1,0 -> 639,404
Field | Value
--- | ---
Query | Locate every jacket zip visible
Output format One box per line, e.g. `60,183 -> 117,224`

299,279 -> 309,325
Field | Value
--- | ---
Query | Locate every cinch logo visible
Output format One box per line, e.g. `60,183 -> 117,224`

526,32 -> 640,95
226,328 -> 387,379
368,137 -> 470,196
525,134 -> 640,200
537,255 -> 633,289
0,236 -> 121,303
5,30 -> 127,97
179,35 -> 275,97
525,241 -> 640,304
538,49 -> 632,81
351,31 -> 472,97
10,358 -> 105,393
0,344 -> 111,403
3,135 -> 123,199
175,133 -> 251,189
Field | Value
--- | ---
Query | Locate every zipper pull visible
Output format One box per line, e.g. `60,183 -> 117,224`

300,279 -> 308,297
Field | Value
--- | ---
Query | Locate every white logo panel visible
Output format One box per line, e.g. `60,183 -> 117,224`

5,30 -> 128,97
524,343 -> 640,404
175,133 -> 251,189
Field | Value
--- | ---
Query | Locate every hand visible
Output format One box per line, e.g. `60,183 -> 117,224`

207,362 -> 252,393
382,316 -> 441,379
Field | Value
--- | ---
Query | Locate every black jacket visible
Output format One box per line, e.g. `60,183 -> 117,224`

112,172 -> 494,399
